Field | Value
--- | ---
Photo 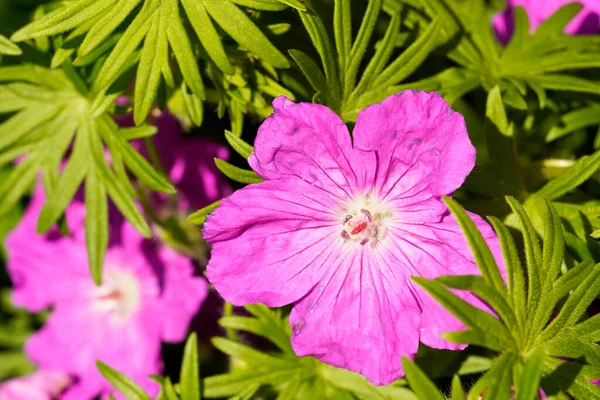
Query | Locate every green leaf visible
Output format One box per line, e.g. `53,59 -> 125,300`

487,216 -> 527,328
180,333 -> 201,400
85,167 -> 108,285
0,35 -> 22,56
412,277 -> 514,351
479,353 -> 514,400
211,337 -> 294,369
546,105 -> 600,142
134,9 -> 168,125
181,0 -> 233,74
401,357 -> 444,400
298,6 -> 341,110
344,0 -> 381,93
224,130 -> 253,159
334,0 -> 352,78
188,200 -> 220,225
443,197 -> 506,293
516,350 -> 545,400
214,158 -> 263,184
37,131 -> 89,233
166,0 -> 205,100
162,377 -> 180,400
202,0 -> 289,69
451,375 -> 465,399
537,149 -> 600,200
97,361 -> 152,400
288,49 -> 330,104
219,316 -> 292,353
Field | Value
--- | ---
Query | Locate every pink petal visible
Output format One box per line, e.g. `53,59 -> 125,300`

248,97 -> 366,198
25,301 -> 161,399
389,211 -> 503,349
204,179 -> 344,307
353,91 -> 475,198
289,248 -> 421,386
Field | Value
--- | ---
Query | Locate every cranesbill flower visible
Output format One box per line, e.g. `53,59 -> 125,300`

494,0 -> 600,43
204,91 -> 502,385
0,370 -> 70,400
6,190 -> 208,400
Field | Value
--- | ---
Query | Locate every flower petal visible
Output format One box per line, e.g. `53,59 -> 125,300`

353,91 -> 475,197
204,179 -> 345,307
248,97 -> 360,199
387,211 -> 503,349
25,301 -> 161,399
289,247 -> 421,386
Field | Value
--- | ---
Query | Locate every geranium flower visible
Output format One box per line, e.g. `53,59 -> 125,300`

6,189 -> 208,400
0,370 -> 70,400
494,0 -> 600,43
204,91 -> 502,385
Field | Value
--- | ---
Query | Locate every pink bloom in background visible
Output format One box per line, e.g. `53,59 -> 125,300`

204,92 -> 503,385
494,0 -> 600,42
0,370 -> 70,400
6,189 -> 208,400
119,110 -> 232,212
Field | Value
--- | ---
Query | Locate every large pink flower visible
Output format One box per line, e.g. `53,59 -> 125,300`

6,189 -> 208,400
494,0 -> 600,42
203,92 -> 503,385
0,370 -> 70,400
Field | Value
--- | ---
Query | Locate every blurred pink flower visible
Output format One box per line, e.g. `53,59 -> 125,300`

203,92 -> 503,385
6,189 -> 208,400
494,0 -> 600,42
119,110 -> 232,212
0,370 -> 70,400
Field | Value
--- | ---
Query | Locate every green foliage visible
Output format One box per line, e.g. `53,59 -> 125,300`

204,304 -> 417,399
10,0 -> 291,125
414,197 -> 600,399
0,35 -> 21,56
291,0 -> 443,120
0,64 -> 173,284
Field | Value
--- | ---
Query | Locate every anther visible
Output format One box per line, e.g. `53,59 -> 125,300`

344,215 -> 353,223
341,231 -> 351,239
360,238 -> 369,246
360,209 -> 372,222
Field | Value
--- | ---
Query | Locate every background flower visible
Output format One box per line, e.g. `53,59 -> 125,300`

0,370 -> 70,400
6,188 -> 208,400
494,0 -> 600,42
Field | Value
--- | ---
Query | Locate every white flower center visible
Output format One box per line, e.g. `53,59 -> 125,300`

340,195 -> 391,247
92,268 -> 141,321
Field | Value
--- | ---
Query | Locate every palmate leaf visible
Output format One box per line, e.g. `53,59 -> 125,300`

414,197 -> 600,399
387,0 -> 600,109
11,0 -> 290,125
291,0 -> 443,120
0,64 -> 174,284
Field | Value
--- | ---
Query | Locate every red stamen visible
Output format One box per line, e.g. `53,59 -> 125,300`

351,222 -> 368,235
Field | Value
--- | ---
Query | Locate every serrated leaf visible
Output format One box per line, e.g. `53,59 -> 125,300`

214,158 -> 263,184
402,357 -> 444,400
97,361 -> 152,400
180,333 -> 200,400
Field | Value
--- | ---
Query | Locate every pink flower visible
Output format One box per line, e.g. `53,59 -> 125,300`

0,370 -> 70,400
6,189 -> 208,400
494,0 -> 600,43
203,92 -> 502,385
